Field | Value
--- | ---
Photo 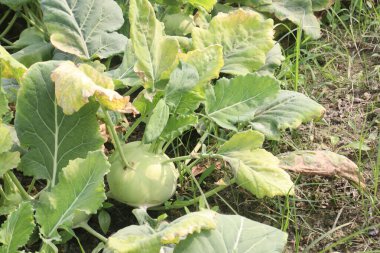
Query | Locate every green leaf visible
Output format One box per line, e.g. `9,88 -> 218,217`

0,124 -> 13,153
161,115 -> 198,141
218,130 -> 264,154
98,210 -> 111,235
129,0 -> 179,89
179,45 -> 224,87
192,9 -> 274,75
108,39 -> 141,88
163,13 -> 195,36
187,0 -> 217,12
104,210 -> 217,253
51,61 -> 138,115
0,85 -> 8,118
312,0 -> 334,11
0,46 -> 27,82
15,61 -> 104,185
144,99 -> 170,143
0,202 -> 35,253
41,0 -> 128,59
165,62 -> 199,111
12,43 -> 54,67
0,152 -> 20,177
219,130 -> 294,198
36,151 -> 110,240
250,90 -> 326,139
11,27 -> 54,67
0,0 -> 30,10
13,27 -> 46,48
205,73 -> 280,130
174,213 -> 288,253
258,0 -> 321,39
258,43 -> 285,74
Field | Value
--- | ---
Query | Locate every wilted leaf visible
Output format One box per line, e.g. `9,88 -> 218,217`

51,61 -> 138,115
36,151 -> 110,240
219,131 -> 294,198
129,0 -> 179,89
0,46 -> 27,82
206,73 -> 280,130
41,0 -> 128,59
192,9 -> 274,75
15,61 -> 104,184
174,213 -> 288,253
278,150 -> 366,187
0,202 -> 35,253
250,90 -> 325,140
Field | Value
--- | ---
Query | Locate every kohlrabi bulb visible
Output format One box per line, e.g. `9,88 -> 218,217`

107,141 -> 179,208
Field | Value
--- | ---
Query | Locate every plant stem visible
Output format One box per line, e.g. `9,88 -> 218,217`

6,171 -> 33,201
101,106 -> 132,170
123,85 -> 141,97
80,223 -> 107,243
0,12 -> 19,39
163,153 -> 224,164
27,177 -> 36,194
124,116 -> 144,141
150,178 -> 236,210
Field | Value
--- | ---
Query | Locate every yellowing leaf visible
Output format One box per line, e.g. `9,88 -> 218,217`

219,131 -> 294,198
129,0 -> 179,90
0,45 -> 27,82
179,45 -> 224,86
192,9 -> 274,75
51,61 -> 138,115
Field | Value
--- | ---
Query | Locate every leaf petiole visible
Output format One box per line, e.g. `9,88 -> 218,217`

6,171 -> 33,201
101,106 -> 132,170
79,223 -> 108,243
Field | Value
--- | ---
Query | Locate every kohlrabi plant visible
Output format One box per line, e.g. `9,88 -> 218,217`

0,0 -> 363,252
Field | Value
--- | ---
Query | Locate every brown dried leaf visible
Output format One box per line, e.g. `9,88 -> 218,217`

277,150 -> 365,188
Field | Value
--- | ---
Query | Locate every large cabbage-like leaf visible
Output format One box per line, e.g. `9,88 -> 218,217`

36,151 -> 110,240
41,0 -> 128,59
192,9 -> 274,75
250,90 -> 325,139
15,61 -> 104,186
258,0 -> 321,39
205,73 -> 280,130
51,61 -> 137,115
174,213 -> 288,253
129,0 -> 179,90
0,46 -> 27,82
219,131 -> 294,198
104,210 -> 217,253
0,202 -> 35,253
144,99 -> 170,143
